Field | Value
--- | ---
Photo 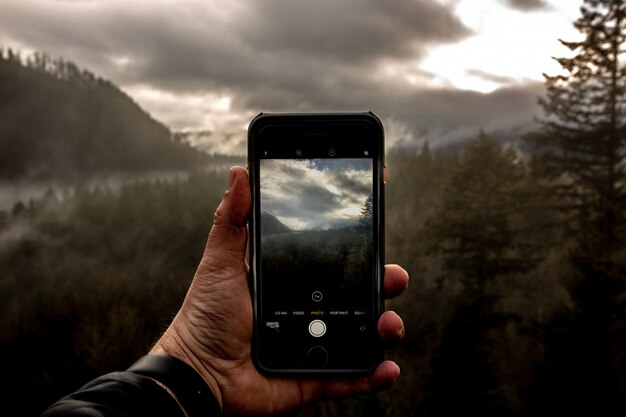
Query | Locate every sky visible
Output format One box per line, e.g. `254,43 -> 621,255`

261,159 -> 371,231
0,0 -> 582,154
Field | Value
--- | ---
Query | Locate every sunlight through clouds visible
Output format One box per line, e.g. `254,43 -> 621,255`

419,0 -> 581,92
124,85 -> 237,129
260,159 -> 371,231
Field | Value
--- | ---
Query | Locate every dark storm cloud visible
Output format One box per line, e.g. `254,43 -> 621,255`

262,184 -> 341,228
238,0 -> 472,64
334,172 -> 371,198
501,0 -> 551,11
130,0 -> 473,101
0,0 -> 544,150
0,1 -> 470,95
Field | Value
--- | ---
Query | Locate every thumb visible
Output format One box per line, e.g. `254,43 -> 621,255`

202,166 -> 250,272
212,166 -> 250,229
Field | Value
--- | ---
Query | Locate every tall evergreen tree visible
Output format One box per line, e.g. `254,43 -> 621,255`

523,2 -> 626,414
524,0 -> 626,273
425,132 -> 539,294
420,133 -> 543,416
358,195 -> 373,227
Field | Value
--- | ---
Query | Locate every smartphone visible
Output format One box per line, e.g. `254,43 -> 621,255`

248,112 -> 385,374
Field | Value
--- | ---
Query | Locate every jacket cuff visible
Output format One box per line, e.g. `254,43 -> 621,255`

128,355 -> 222,417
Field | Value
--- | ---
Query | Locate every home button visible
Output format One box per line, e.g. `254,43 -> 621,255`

307,346 -> 328,367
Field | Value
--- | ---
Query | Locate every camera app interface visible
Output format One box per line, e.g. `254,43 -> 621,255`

259,157 -> 377,368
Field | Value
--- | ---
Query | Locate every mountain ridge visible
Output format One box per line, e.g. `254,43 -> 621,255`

0,49 -> 208,180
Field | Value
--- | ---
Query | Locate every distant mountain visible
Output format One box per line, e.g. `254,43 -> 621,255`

0,49 -> 208,180
435,123 -> 535,155
261,211 -> 292,235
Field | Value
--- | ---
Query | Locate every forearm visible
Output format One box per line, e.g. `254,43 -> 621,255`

40,357 -> 223,417
40,371 -> 186,417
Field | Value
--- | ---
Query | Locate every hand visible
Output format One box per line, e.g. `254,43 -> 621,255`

151,166 -> 409,416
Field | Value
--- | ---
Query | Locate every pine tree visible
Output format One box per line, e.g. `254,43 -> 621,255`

358,194 -> 373,227
421,133 -> 543,416
524,0 -> 626,274
523,2 -> 626,413
425,132 -> 539,294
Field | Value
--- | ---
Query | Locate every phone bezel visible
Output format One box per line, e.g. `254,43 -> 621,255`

247,112 -> 385,375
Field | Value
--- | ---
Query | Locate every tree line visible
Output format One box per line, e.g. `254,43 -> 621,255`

1,47 -> 107,89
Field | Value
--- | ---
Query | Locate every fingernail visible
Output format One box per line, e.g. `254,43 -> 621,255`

397,318 -> 404,337
227,168 -> 236,191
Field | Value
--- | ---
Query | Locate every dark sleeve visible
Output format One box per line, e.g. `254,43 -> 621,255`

40,371 -> 186,417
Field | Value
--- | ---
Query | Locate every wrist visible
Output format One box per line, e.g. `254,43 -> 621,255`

150,329 -> 224,412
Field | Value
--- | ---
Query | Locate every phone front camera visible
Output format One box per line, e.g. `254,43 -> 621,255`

329,149 -> 336,156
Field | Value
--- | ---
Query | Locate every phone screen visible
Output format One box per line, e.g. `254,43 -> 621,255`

260,157 -> 373,312
251,115 -> 383,372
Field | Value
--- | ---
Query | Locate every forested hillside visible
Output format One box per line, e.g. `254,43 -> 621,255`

0,49 -> 208,180
0,170 -> 230,416
2,131 -> 622,416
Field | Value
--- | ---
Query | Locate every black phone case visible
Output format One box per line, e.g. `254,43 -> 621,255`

248,112 -> 385,375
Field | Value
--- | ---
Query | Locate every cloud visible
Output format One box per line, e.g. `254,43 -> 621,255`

466,69 -> 520,85
238,0 -> 472,64
0,0 -> 545,152
354,82 -> 544,150
261,159 -> 371,230
0,3 -> 466,96
0,1 -> 470,88
501,0 -> 551,12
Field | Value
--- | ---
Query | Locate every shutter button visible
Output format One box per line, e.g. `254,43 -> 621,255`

308,320 -> 326,337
